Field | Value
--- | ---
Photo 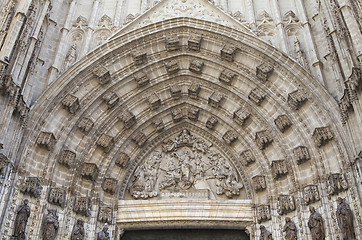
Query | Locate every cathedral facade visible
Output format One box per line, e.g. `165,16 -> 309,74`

0,0 -> 361,239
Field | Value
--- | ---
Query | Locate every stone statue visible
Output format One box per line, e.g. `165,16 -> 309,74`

283,217 -> 297,240
308,206 -> 325,240
260,225 -> 273,240
13,199 -> 30,240
336,197 -> 356,240
42,208 -> 59,240
71,218 -> 85,240
97,226 -> 110,240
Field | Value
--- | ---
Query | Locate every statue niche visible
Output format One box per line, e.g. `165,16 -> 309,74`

128,130 -> 244,200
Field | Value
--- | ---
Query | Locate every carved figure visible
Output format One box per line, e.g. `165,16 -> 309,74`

283,217 -> 297,240
62,43 -> 77,72
308,206 -> 325,240
13,199 -> 30,240
42,208 -> 59,240
97,226 -> 110,240
71,218 -> 85,240
336,197 -> 355,240
260,225 -> 273,240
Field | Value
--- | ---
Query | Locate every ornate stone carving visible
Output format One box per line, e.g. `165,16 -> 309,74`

71,218 -> 85,239
327,173 -> 348,195
240,150 -> 255,166
165,34 -> 180,51
256,62 -> 274,82
93,66 -> 111,85
303,185 -> 320,205
134,71 -> 149,87
171,108 -> 183,122
102,91 -> 119,109
13,199 -> 30,240
132,131 -> 147,147
208,91 -> 224,108
115,152 -> 130,168
81,163 -> 98,181
257,205 -> 271,223
119,110 -> 136,129
98,206 -> 112,224
293,146 -> 310,164
188,34 -> 202,51
58,150 -> 76,168
255,130 -> 273,150
283,217 -> 297,240
103,178 -> 117,194
152,118 -> 164,132
271,160 -> 288,179
37,132 -> 56,151
260,225 -> 273,240
48,188 -> 66,207
188,83 -> 200,99
233,107 -> 251,126
73,197 -> 91,216
252,175 -> 266,192
206,116 -> 218,130
62,94 -> 80,114
248,88 -> 266,105
187,107 -> 199,121
41,208 -> 59,240
189,59 -> 204,74
288,90 -> 307,110
219,69 -> 237,85
275,115 -> 292,133
308,206 -> 325,240
170,84 -> 182,99
336,197 -> 356,240
20,177 -> 42,198
223,130 -> 238,145
97,226 -> 110,240
132,49 -> 147,65
312,127 -> 334,147
277,195 -> 296,215
0,152 -> 9,175
78,117 -> 94,134
96,134 -> 114,153
220,44 -> 237,62
148,93 -> 161,110
165,59 -> 179,74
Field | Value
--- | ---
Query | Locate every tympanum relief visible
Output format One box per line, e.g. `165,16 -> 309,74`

128,130 -> 244,200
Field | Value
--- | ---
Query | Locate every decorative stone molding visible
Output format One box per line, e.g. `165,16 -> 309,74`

240,150 -> 255,166
132,131 -> 147,147
36,132 -> 56,151
255,130 -> 273,150
78,118 -> 94,134
277,195 -> 296,215
96,134 -> 114,153
287,90 -> 307,110
219,69 -> 237,85
73,196 -> 91,216
206,116 -> 218,130
233,108 -> 251,126
220,44 -> 237,62
274,115 -> 292,133
134,71 -> 149,87
312,127 -> 334,147
188,83 -> 200,99
252,175 -> 266,192
256,205 -> 271,223
188,34 -> 202,51
327,173 -> 348,195
189,59 -> 204,74
148,93 -> 161,110
0,153 -> 9,176
187,107 -> 199,121
208,91 -> 224,108
102,91 -> 119,109
48,187 -> 66,207
61,94 -> 80,114
81,163 -> 99,181
293,146 -> 310,164
248,88 -> 266,105
132,49 -> 147,65
165,59 -> 179,74
103,178 -> 117,195
223,130 -> 238,145
303,184 -> 320,205
58,150 -> 76,168
170,85 -> 182,99
152,118 -> 164,132
115,152 -> 130,168
171,108 -> 183,122
98,206 -> 112,224
119,110 -> 136,129
20,177 -> 42,198
93,66 -> 111,85
271,160 -> 288,179
165,34 -> 180,51
256,62 -> 274,82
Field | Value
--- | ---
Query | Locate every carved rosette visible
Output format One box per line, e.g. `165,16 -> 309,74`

115,152 -> 130,168
255,130 -> 273,150
206,116 -> 218,130
256,62 -> 274,82
93,66 -> 111,85
58,150 -> 76,168
256,205 -> 271,223
303,184 -> 320,205
233,108 -> 251,126
20,177 -> 43,198
208,91 -> 224,108
188,34 -> 202,51
327,173 -> 348,195
277,195 -> 296,215
73,197 -> 91,216
220,44 -> 237,62
252,175 -> 266,192
37,132 -> 56,151
48,187 -> 66,207
62,94 -> 80,114
98,206 -> 112,224
219,69 -> 237,85
96,134 -> 114,153
312,127 -> 333,147
188,84 -> 200,99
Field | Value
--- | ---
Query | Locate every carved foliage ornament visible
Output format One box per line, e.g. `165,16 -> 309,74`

223,130 -> 238,146
132,131 -> 147,147
293,146 -> 310,164
219,69 -> 237,85
271,160 -> 288,179
277,195 -> 296,215
115,152 -> 130,168
81,163 -> 98,181
221,44 -> 237,62
188,34 -> 202,51
134,71 -> 149,87
96,134 -> 114,153
48,188 -> 66,208
233,107 -> 251,126
119,110 -> 136,129
257,205 -> 271,223
189,59 -> 204,74
288,90 -> 307,110
78,118 -> 94,134
62,94 -> 80,114
252,175 -> 266,192
274,115 -> 292,133
132,49 -> 147,65
165,35 -> 180,51
248,88 -> 266,105
98,206 -> 112,224
240,150 -> 255,166
206,116 -> 218,130
102,91 -> 119,109
188,83 -> 200,99
255,130 -> 273,150
165,59 -> 179,74
208,91 -> 224,108
37,132 -> 56,151
256,62 -> 274,82
313,127 -> 333,147
103,178 -> 117,195
73,197 -> 91,216
327,173 -> 348,195
58,150 -> 76,168
93,66 -> 111,85
303,184 -> 320,205
20,177 -> 42,198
